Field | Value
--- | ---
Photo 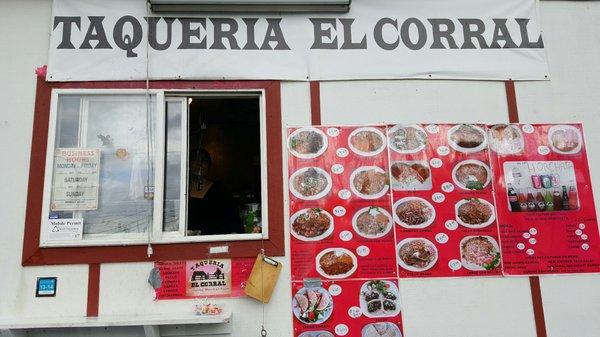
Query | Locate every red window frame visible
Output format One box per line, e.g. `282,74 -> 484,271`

22,78 -> 284,266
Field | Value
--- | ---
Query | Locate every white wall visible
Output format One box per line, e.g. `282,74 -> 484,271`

516,3 -> 600,337
1,1 -> 599,337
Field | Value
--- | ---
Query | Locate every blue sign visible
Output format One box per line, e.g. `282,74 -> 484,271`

36,277 -> 57,297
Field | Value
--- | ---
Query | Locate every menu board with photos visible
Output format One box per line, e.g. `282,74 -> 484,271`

286,123 -> 600,336
389,124 -> 502,278
488,123 -> 600,275
288,126 -> 402,337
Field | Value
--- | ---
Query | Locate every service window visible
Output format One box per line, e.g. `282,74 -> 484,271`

162,95 -> 267,242
40,90 -> 267,247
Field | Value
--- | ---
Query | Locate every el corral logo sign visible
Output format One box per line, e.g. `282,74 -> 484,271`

186,260 -> 232,296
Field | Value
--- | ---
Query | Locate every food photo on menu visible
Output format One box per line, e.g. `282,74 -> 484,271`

359,280 -> 401,318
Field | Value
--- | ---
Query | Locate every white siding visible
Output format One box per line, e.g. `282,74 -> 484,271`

0,1 -> 599,337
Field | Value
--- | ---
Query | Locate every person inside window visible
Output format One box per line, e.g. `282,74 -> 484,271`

187,149 -> 243,235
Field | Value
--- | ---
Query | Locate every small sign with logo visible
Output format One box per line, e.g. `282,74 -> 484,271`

186,260 -> 232,297
154,259 -> 254,300
48,218 -> 83,241
36,277 -> 57,297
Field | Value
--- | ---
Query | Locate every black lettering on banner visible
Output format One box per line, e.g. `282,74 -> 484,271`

340,18 -> 367,50
53,16 -> 81,49
517,18 -> 544,48
400,18 -> 426,50
210,18 -> 240,50
458,18 -> 489,49
261,18 -> 290,50
373,18 -> 399,50
242,18 -> 260,50
428,18 -> 458,49
146,17 -> 175,51
490,18 -> 518,49
178,18 -> 207,49
113,15 -> 143,57
310,18 -> 338,49
80,16 -> 111,49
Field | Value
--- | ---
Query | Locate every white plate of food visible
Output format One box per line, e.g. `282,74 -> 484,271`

292,287 -> 333,325
290,208 -> 335,242
548,125 -> 582,155
348,127 -> 387,156
289,167 -> 333,201
387,124 -> 428,154
447,124 -> 488,153
298,331 -> 334,337
316,248 -> 358,279
393,197 -> 436,229
359,280 -> 401,318
362,322 -> 403,337
488,124 -> 524,155
451,159 -> 491,191
455,198 -> 496,229
390,161 -> 432,191
396,238 -> 438,272
460,235 -> 502,271
350,166 -> 390,200
352,206 -> 393,239
288,127 -> 328,159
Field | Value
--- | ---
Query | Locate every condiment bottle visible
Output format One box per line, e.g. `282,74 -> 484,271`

553,188 -> 562,211
518,189 -> 528,212
508,184 -> 520,212
536,192 -> 546,211
561,186 -> 570,211
544,190 -> 554,211
568,186 -> 578,210
527,190 -> 537,211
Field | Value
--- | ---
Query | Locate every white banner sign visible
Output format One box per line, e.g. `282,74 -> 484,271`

47,0 -> 549,81
51,148 -> 101,211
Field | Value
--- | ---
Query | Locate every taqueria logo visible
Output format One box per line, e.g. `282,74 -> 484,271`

186,259 -> 232,297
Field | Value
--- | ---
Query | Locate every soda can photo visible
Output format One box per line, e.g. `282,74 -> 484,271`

531,175 -> 542,189
551,174 -> 560,187
541,175 -> 553,189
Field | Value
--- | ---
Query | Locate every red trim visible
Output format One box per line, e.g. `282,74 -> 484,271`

22,79 -> 284,266
529,276 -> 548,337
87,264 -> 100,317
505,81 -> 519,124
310,81 -> 322,125
504,80 -> 547,337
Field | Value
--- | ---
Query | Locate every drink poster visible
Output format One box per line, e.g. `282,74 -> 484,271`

389,124 -> 502,278
488,123 -> 600,275
288,126 -> 402,337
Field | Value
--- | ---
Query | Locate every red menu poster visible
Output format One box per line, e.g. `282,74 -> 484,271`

288,126 -> 402,337
389,124 -> 502,278
154,258 -> 254,300
488,123 -> 600,275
